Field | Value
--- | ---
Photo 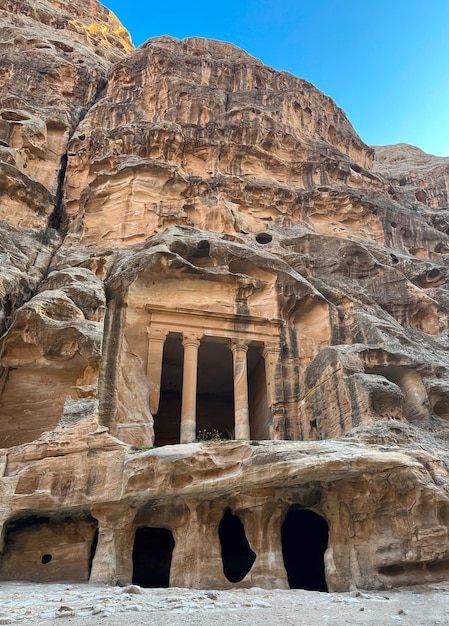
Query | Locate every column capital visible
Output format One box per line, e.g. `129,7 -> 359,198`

91,504 -> 136,528
182,332 -> 201,348
229,339 -> 249,354
146,326 -> 168,342
262,342 -> 280,359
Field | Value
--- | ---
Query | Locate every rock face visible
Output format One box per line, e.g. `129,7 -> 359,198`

63,36 -> 374,244
0,0 -> 131,228
1,0 -> 449,594
374,143 -> 449,210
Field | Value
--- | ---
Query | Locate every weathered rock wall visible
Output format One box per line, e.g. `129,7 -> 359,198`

62,36 -> 378,247
374,143 -> 449,210
0,0 -> 132,228
1,0 -> 449,594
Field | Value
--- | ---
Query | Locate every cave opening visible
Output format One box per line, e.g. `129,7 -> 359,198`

364,364 -> 429,421
187,240 -> 213,267
0,514 -> 98,582
88,528 -> 99,578
255,232 -> 272,244
433,397 -> 449,419
281,508 -> 328,591
132,527 -> 175,588
219,508 -> 256,583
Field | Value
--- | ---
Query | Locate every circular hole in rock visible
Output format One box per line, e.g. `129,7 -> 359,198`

415,189 -> 426,203
427,268 -> 440,279
256,233 -> 272,244
390,254 -> 399,264
41,554 -> 52,564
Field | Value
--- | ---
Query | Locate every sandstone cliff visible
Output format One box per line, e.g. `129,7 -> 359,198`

1,0 -> 449,594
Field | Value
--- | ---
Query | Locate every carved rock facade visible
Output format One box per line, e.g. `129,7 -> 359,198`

1,0 -> 449,593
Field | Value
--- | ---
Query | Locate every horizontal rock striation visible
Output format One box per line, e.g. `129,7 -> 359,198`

0,0 -> 449,594
63,36 -> 379,246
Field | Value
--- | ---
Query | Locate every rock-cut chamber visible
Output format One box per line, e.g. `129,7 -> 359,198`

132,527 -> 175,587
0,514 -> 98,582
281,508 -> 328,591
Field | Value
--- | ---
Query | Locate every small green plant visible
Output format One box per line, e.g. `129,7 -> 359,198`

34,227 -> 54,245
197,428 -> 224,442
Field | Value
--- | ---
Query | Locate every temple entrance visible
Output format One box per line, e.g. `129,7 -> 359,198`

154,334 -> 271,445
197,340 -> 234,439
247,346 -> 270,440
281,508 -> 328,591
132,527 -> 175,587
219,508 -> 256,583
154,336 -> 183,446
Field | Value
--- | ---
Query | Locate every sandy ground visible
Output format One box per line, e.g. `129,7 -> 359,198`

0,583 -> 449,626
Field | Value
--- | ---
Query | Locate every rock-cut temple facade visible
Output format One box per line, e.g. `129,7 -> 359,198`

1,0 -> 449,593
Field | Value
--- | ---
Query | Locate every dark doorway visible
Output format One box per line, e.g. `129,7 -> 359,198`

197,340 -> 270,441
197,340 -> 234,439
247,346 -> 270,440
154,336 -> 183,446
219,508 -> 256,583
88,528 -> 99,578
281,508 -> 328,591
132,527 -> 175,587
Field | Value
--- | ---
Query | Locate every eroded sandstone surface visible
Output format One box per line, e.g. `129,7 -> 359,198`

1,0 -> 449,594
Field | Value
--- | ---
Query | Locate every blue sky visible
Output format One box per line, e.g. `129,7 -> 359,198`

105,0 -> 449,156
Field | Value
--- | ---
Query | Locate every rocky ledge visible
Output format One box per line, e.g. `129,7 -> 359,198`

0,0 -> 449,595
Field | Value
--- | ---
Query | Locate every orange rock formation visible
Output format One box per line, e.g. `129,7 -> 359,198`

1,0 -> 449,593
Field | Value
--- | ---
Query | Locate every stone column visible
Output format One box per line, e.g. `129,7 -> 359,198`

146,327 -> 168,414
262,343 -> 285,440
230,340 -> 250,440
239,501 -> 289,589
180,334 -> 201,444
170,501 -> 227,588
90,505 -> 136,585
